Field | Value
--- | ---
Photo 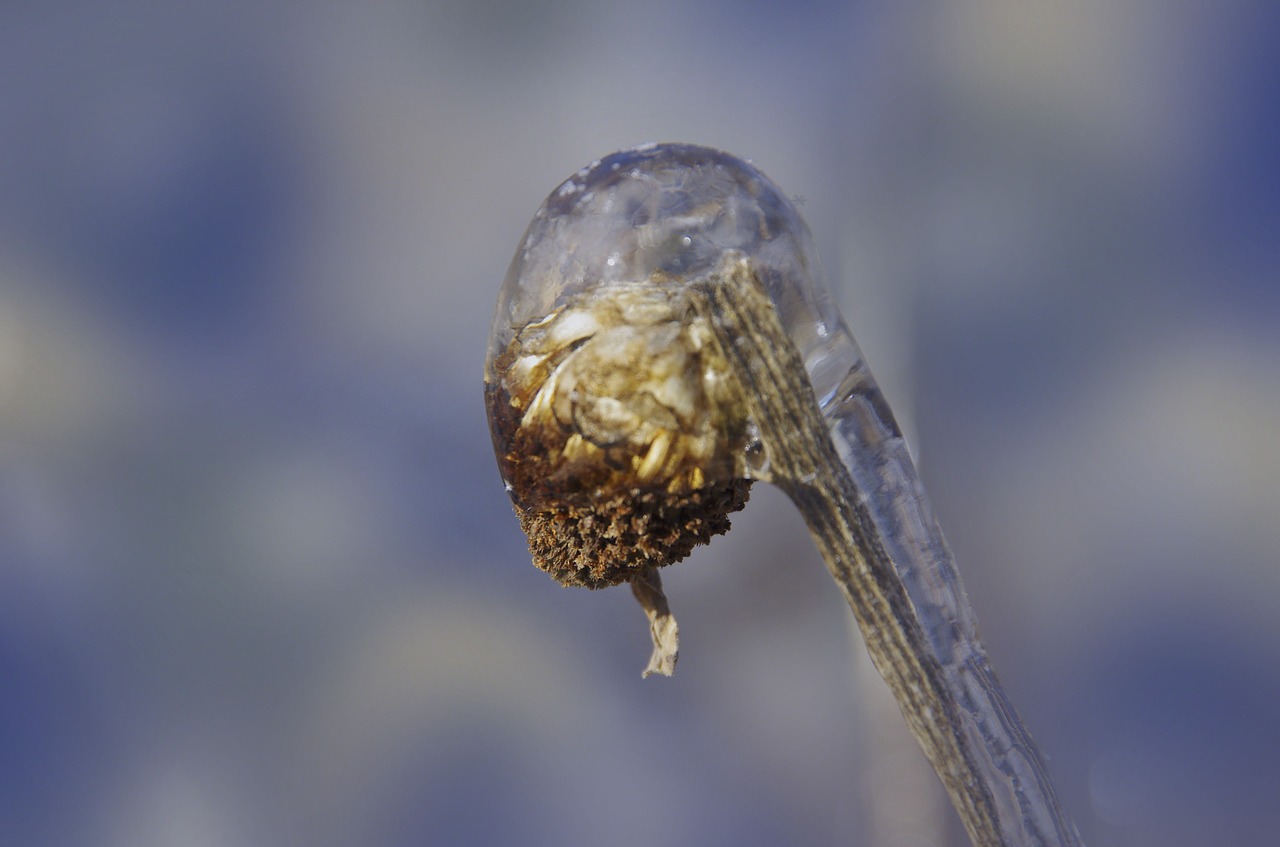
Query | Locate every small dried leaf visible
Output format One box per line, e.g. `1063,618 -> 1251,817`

630,566 -> 679,677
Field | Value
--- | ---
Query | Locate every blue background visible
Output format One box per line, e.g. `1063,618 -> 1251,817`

2,2 -> 1278,845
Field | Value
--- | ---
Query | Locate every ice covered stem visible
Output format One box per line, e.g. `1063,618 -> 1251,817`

685,256 -> 1081,847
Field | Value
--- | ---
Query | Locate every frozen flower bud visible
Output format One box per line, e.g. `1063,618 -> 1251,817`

485,143 -> 834,588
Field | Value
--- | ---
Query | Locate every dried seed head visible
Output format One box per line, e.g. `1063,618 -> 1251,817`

486,281 -> 752,588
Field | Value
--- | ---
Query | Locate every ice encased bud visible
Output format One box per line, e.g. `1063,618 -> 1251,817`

484,143 -> 856,588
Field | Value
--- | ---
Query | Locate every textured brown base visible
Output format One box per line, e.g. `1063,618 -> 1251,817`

517,480 -> 751,588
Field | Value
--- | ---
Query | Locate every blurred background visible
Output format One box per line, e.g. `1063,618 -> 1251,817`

1,2 -> 1277,845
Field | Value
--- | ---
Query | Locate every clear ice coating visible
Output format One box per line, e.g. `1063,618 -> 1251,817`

488,143 -> 1081,846
487,144 -> 850,404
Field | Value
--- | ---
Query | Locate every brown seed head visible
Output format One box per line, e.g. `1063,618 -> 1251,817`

486,280 -> 753,588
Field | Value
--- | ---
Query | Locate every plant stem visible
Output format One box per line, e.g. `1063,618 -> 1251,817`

690,257 -> 1082,847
